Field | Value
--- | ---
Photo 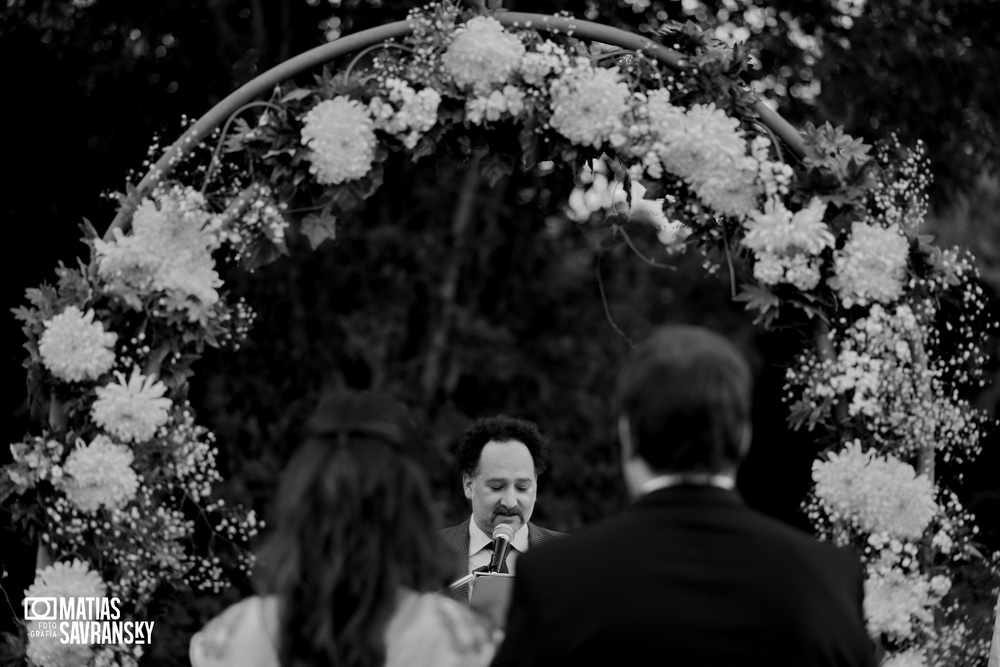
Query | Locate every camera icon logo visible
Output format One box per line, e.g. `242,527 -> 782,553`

23,597 -> 58,621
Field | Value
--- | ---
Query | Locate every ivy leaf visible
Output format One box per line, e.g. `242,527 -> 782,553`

479,153 -> 513,187
734,284 -> 780,325
787,397 -> 829,432
801,122 -> 872,176
518,120 -> 538,170
223,117 -> 254,153
242,239 -> 286,271
301,211 -> 338,249
280,88 -> 313,104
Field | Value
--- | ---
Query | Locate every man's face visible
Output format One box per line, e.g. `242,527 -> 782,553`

463,439 -> 537,536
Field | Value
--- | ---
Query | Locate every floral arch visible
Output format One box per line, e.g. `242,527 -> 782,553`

4,2 -> 998,666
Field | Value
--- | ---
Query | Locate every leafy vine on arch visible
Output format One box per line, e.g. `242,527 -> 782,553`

3,2 -> 997,666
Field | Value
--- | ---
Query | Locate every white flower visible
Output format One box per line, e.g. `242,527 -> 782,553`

96,187 -> 224,312
25,560 -> 106,667
92,367 -> 172,443
301,96 -> 377,185
743,197 -> 793,253
465,85 -> 526,125
61,435 -> 140,512
644,88 -> 686,139
369,79 -> 441,149
863,565 -> 939,640
442,16 -> 525,93
784,253 -> 822,291
812,440 -> 937,539
519,43 -> 567,86
829,221 -> 910,307
742,197 -> 833,290
656,103 -> 748,181
880,649 -> 926,667
743,197 -> 833,255
38,306 -> 117,383
752,252 -> 785,285
549,63 -> 630,148
689,156 -> 760,218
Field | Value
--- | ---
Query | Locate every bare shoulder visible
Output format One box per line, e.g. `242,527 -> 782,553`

189,596 -> 279,667
386,592 -> 500,667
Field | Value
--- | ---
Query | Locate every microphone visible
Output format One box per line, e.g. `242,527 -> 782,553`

488,523 -> 515,573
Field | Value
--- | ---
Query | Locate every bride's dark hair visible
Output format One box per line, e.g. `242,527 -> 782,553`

258,390 -> 457,667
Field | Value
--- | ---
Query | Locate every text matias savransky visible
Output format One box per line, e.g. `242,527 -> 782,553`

25,596 -> 155,646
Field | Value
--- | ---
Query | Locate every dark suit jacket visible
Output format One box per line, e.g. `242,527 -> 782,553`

442,517 -> 565,601
493,485 -> 876,667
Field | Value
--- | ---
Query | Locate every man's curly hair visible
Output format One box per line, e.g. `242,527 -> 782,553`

455,415 -> 549,477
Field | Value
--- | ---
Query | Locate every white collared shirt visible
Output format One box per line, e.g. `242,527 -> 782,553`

640,472 -> 736,495
467,517 -> 529,575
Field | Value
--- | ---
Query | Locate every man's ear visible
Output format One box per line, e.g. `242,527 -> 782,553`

617,414 -> 634,459
462,473 -> 474,500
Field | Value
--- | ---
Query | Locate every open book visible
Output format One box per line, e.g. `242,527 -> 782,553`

468,571 -> 515,628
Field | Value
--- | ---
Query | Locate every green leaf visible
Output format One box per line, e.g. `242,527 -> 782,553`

478,153 -> 513,187
301,211 -> 338,249
734,284 -> 781,325
243,239 -> 286,271
518,121 -> 538,171
280,88 -> 313,104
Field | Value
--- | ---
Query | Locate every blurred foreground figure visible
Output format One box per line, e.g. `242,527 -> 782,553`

494,324 -> 877,667
190,390 -> 497,667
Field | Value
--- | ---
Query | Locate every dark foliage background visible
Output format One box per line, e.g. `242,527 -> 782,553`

3,0 -> 998,664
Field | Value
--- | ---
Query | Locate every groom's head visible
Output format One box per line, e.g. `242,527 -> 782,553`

615,325 -> 752,488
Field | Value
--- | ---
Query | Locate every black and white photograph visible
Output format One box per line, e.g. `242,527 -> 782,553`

3,1 -> 999,665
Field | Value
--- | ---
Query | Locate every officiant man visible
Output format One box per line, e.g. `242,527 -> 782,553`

442,415 -> 565,601
494,324 -> 877,666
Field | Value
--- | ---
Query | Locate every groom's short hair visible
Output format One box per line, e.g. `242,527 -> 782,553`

615,324 -> 752,474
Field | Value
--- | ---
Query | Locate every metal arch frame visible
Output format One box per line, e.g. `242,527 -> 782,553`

107,11 -> 805,234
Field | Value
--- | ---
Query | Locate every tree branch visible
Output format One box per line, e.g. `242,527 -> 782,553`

419,155 -> 482,405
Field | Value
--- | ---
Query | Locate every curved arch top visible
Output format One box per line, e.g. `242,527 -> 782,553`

108,11 -> 805,235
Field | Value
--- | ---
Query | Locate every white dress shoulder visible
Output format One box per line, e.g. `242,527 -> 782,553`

189,591 -> 498,667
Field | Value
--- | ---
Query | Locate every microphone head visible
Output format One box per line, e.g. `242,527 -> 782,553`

492,523 -> 515,543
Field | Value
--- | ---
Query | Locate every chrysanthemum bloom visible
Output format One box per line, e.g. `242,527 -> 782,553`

743,197 -> 793,254
25,560 -> 106,667
96,187 -> 223,311
441,16 -> 525,93
38,306 -> 118,383
93,235 -> 160,293
655,103 -> 748,183
689,156 -> 760,219
61,435 -> 140,512
549,63 -> 630,148
301,96 -> 377,185
829,221 -> 910,307
863,566 -> 937,640
743,197 -> 833,288
92,367 -> 172,443
812,440 -> 937,539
